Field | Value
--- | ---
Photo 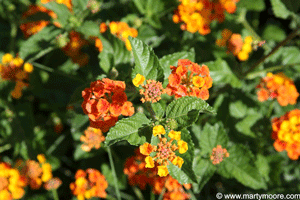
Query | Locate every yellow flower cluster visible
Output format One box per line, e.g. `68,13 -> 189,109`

0,162 -> 26,200
139,125 -> 188,177
216,29 -> 253,61
173,0 -> 239,35
109,22 -> 138,51
0,53 -> 34,99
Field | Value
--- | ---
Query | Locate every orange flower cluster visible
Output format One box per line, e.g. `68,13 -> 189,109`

62,31 -> 90,66
124,149 -> 191,200
0,162 -> 26,200
108,22 -> 138,51
0,53 -> 34,99
256,72 -> 299,106
19,154 -> 61,190
20,5 -> 56,38
140,125 -> 188,177
80,127 -> 105,152
166,59 -> 212,100
70,169 -> 108,200
216,29 -> 253,61
210,145 -> 229,165
152,176 -> 191,200
272,109 -> 300,160
124,149 -> 156,189
173,0 -> 239,35
82,78 -> 134,132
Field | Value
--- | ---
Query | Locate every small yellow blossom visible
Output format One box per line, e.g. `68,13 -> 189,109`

178,140 -> 188,154
145,156 -> 155,168
153,125 -> 166,136
132,74 -> 145,87
168,130 -> 181,141
157,165 -> 169,177
2,53 -> 13,64
172,156 -> 184,168
139,143 -> 153,156
24,63 -> 34,73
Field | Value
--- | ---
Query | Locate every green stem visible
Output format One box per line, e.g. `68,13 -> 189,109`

146,102 -> 156,120
188,190 -> 197,200
52,189 -> 59,200
243,27 -> 300,77
157,187 -> 166,200
9,21 -> 18,54
107,147 -> 121,200
132,186 -> 145,200
267,101 -> 275,118
246,63 -> 300,79
150,192 -> 155,200
0,144 -> 11,153
32,62 -> 84,83
46,135 -> 66,155
27,47 -> 55,63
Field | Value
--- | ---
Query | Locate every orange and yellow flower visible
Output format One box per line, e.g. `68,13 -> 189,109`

272,109 -> 300,160
256,72 -> 299,106
173,0 -> 239,35
139,126 -> 188,177
82,78 -> 134,132
0,162 -> 26,200
166,59 -> 212,100
80,127 -> 105,152
70,168 -> 108,200
216,29 -> 253,61
108,21 -> 138,51
0,54 -> 34,99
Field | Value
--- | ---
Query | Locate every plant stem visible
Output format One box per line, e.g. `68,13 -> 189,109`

107,147 -> 121,200
27,47 -> 55,63
32,62 -> 85,83
46,135 -> 66,155
157,187 -> 166,200
246,63 -> 300,79
52,189 -> 59,200
243,27 -> 300,77
9,21 -> 17,54
146,102 -> 156,120
133,186 -> 145,200
150,192 -> 155,200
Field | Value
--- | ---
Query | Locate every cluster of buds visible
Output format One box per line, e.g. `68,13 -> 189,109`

166,59 -> 212,100
87,0 -> 101,13
80,127 -> 105,152
0,53 -> 34,99
210,145 -> 229,165
62,31 -> 89,66
82,78 -> 134,132
256,72 -> 299,106
107,21 -> 138,51
216,29 -> 254,61
124,149 -> 191,200
133,74 -> 166,103
19,154 -> 61,190
139,125 -> 188,177
0,162 -> 26,200
70,168 -> 108,200
272,109 -> 300,160
173,0 -> 239,35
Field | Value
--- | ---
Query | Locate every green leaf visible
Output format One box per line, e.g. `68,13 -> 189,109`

235,109 -> 262,138
159,50 -> 195,86
151,102 -> 165,119
43,1 -> 72,27
199,123 -> 229,155
167,162 -> 192,184
129,37 -> 164,82
177,129 -> 198,183
192,153 -> 216,193
101,163 -> 127,190
166,97 -> 215,130
205,59 -> 242,88
105,113 -> 151,146
270,0 -> 292,19
72,0 -> 89,13
99,34 -> 131,73
19,25 -> 62,60
255,154 -> 270,182
217,145 -> 267,190
262,25 -> 286,42
76,21 -> 100,38
229,101 -> 248,118
238,0 -> 265,11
